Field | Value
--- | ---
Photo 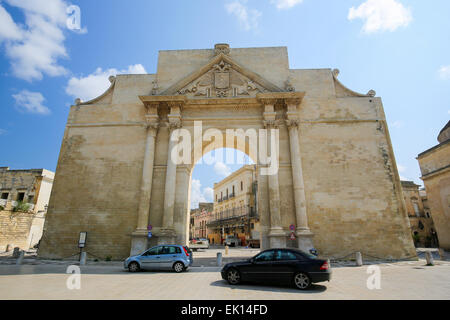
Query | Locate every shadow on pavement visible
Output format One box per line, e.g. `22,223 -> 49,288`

210,279 -> 327,294
0,265 -> 221,276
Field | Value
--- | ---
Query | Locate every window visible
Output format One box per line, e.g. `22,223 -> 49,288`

241,181 -> 243,191
233,87 -> 238,97
413,202 -> 420,217
17,192 -> 25,202
1,193 -> 8,200
144,246 -> 161,256
27,195 -> 34,203
275,250 -> 297,261
254,250 -> 274,262
161,246 -> 179,254
418,221 -> 424,230
232,186 -> 235,194
206,88 -> 211,98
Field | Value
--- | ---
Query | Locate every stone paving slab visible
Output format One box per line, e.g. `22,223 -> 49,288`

0,260 -> 449,300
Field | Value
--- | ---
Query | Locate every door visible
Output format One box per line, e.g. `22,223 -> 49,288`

139,246 -> 162,270
271,250 -> 298,283
159,246 -> 182,269
243,250 -> 275,282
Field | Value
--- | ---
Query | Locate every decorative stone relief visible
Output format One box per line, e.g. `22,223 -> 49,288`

176,59 -> 268,98
285,78 -> 295,92
214,43 -> 230,56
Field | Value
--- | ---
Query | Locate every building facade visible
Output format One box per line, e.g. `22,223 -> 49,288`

38,44 -> 416,260
190,202 -> 213,239
417,121 -> 450,250
0,167 -> 54,251
401,181 -> 438,247
208,165 -> 259,246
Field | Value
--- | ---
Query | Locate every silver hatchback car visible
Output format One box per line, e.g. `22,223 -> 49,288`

124,245 -> 193,273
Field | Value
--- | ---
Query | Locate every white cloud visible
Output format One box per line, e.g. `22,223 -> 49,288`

12,90 -> 51,115
0,5 -> 23,41
0,129 -> 7,135
65,64 -> 147,102
0,0 -> 85,81
271,0 -> 303,10
397,165 -> 406,173
438,65 -> 450,80
190,180 -> 214,209
214,161 -> 232,177
203,187 -> 214,202
348,0 -> 412,34
225,0 -> 261,31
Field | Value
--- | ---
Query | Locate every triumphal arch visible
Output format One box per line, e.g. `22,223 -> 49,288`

39,44 -> 416,259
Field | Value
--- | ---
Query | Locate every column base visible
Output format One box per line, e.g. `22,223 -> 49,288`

158,228 -> 176,245
130,229 -> 148,256
268,227 -> 286,248
296,229 -> 314,253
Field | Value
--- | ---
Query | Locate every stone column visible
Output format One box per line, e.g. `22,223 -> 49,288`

159,103 -> 182,244
130,104 -> 159,256
285,98 -> 314,253
261,99 -> 286,248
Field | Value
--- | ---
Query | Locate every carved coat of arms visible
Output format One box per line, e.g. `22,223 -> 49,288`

214,71 -> 230,89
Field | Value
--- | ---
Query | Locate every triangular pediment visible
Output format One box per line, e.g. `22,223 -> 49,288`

161,53 -> 284,98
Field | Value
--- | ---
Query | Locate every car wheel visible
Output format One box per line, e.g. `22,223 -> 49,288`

173,262 -> 185,273
227,268 -> 241,285
294,272 -> 311,290
128,261 -> 140,272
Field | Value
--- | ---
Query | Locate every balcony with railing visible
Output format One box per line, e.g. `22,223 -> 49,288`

207,205 -> 258,228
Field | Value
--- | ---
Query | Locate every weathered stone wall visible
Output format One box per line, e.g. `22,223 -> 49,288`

0,210 -> 33,251
418,141 -> 450,250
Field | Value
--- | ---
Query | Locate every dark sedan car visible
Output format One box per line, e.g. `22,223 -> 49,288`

221,248 -> 331,290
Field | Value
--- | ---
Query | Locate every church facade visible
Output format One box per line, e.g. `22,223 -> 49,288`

38,44 -> 416,260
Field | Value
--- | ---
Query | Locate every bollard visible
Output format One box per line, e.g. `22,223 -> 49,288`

16,250 -> 24,265
425,251 -> 434,266
438,248 -> 445,261
216,252 -> 222,267
6,244 -> 12,252
225,245 -> 229,255
356,252 -> 363,266
80,251 -> 87,265
12,247 -> 21,258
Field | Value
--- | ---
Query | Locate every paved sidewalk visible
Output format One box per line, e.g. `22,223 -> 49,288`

0,259 -> 449,300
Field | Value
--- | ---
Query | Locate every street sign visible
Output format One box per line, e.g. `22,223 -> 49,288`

78,231 -> 87,248
147,232 -> 152,238
147,225 -> 152,231
289,224 -> 295,231
290,232 -> 296,240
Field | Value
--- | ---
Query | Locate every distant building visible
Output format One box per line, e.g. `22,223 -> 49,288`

190,202 -> 213,239
208,165 -> 259,246
401,181 -> 438,247
0,167 -> 54,251
417,120 -> 450,250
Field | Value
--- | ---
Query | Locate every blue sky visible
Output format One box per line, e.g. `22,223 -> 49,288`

0,0 -> 449,208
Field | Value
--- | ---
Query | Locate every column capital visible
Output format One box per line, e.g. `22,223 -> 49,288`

285,119 -> 300,129
167,119 -> 182,132
258,98 -> 279,106
284,97 -> 303,107
263,119 -> 281,129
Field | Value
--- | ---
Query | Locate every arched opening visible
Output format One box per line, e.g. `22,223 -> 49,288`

188,147 -> 258,247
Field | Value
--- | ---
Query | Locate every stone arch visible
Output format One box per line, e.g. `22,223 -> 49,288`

129,90 -> 313,255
